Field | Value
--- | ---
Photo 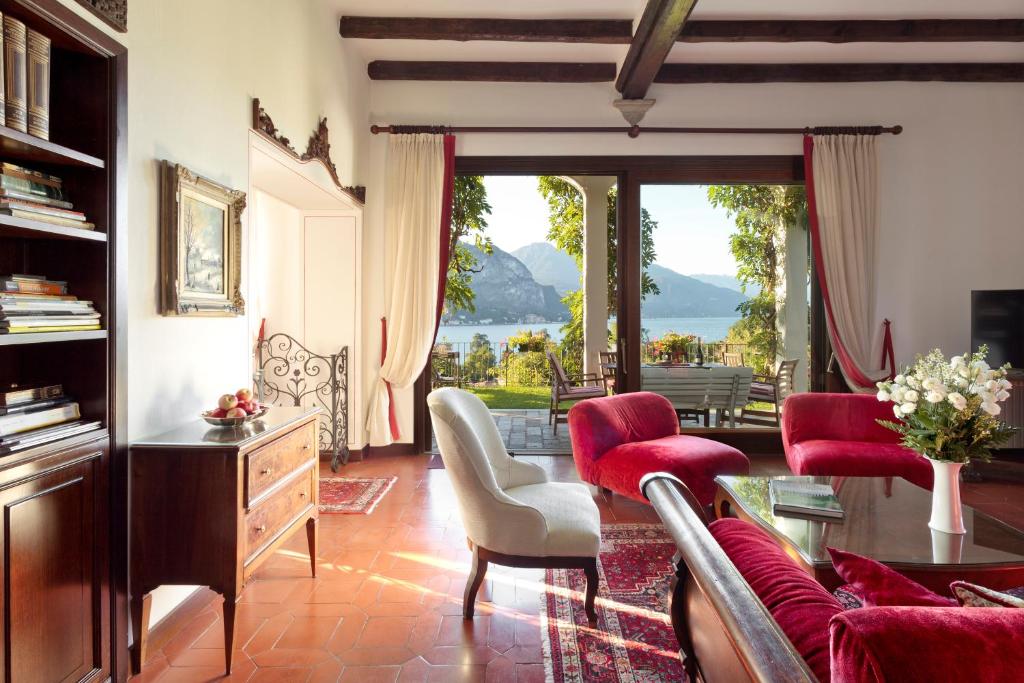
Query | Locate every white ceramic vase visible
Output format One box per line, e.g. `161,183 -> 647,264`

927,457 -> 966,535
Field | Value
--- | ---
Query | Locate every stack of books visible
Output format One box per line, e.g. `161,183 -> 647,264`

0,274 -> 101,334
0,162 -> 93,229
0,383 -> 100,455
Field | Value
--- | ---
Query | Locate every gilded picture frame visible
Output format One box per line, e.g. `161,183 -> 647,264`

159,161 -> 246,316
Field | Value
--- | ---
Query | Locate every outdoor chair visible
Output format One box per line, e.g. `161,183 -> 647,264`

599,350 -> 618,394
745,358 -> 800,426
722,351 -> 745,367
431,351 -> 461,389
547,351 -> 607,434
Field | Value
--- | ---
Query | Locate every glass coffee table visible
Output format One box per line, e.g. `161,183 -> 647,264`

715,475 -> 1024,592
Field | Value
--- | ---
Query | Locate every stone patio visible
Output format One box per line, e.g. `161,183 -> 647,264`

431,408 -> 573,454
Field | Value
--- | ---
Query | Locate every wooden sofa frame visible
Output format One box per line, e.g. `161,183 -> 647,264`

640,473 -> 816,683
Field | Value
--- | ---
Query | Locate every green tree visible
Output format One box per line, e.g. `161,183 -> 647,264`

464,333 -> 496,383
537,177 -> 660,375
445,176 -> 493,314
706,185 -> 807,374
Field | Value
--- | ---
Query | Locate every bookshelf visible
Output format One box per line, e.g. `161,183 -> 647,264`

0,1 -> 125,681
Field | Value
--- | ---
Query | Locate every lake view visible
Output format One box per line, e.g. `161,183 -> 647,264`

437,316 -> 741,346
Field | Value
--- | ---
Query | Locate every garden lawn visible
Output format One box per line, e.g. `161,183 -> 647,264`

465,385 -> 575,410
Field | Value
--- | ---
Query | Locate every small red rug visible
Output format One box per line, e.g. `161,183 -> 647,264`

318,476 -> 396,514
542,523 -> 685,682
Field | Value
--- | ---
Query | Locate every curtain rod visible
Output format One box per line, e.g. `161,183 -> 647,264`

369,124 -> 903,138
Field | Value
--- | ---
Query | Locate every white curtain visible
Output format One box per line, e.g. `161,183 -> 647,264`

811,134 -> 888,390
366,134 -> 446,446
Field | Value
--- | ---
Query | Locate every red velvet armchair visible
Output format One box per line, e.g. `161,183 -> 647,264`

567,391 -> 749,505
781,393 -> 933,490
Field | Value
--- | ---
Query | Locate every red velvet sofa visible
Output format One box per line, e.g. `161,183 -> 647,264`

781,393 -> 933,490
567,392 -> 749,505
643,474 -> 1024,683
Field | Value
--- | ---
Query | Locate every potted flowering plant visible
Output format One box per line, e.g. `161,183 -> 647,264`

876,347 -> 1016,534
659,332 -> 696,363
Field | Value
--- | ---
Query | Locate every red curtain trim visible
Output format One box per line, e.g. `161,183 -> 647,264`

432,135 -> 456,342
803,136 -> 894,389
380,317 -> 400,442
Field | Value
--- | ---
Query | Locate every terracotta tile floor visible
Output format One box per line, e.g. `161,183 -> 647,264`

132,454 -> 1024,682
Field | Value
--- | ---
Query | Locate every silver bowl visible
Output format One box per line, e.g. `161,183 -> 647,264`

201,404 -> 270,427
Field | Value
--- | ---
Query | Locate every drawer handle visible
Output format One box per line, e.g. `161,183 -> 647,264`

260,467 -> 272,475
303,443 -> 311,450
255,525 -> 267,534
299,491 -> 307,498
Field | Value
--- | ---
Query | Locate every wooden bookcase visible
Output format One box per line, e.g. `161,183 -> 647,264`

0,1 -> 125,680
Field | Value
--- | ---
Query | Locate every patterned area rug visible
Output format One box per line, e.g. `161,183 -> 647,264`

542,523 -> 685,682
318,476 -> 396,514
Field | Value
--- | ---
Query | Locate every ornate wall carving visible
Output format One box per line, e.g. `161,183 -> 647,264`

252,98 -> 365,204
73,0 -> 127,32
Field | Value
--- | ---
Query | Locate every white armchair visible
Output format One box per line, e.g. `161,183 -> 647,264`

427,388 -> 601,624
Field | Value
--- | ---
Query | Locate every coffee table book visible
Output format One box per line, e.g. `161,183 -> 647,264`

769,480 -> 844,521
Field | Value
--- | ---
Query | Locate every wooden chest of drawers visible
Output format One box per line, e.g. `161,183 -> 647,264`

129,407 -> 320,675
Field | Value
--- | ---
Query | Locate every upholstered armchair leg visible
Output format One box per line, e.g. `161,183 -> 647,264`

463,545 -> 489,619
583,559 -> 599,626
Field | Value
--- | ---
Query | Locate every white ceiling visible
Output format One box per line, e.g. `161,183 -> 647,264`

329,1 -> 1024,70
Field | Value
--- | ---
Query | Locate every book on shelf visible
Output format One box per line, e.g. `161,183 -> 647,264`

0,382 -> 62,406
0,401 -> 79,437
0,419 -> 102,455
0,298 -> 93,313
0,291 -> 77,301
25,28 -> 48,140
1,275 -> 68,295
0,187 -> 73,209
0,198 -> 85,220
0,169 -> 65,199
0,323 -> 100,334
1,315 -> 100,327
769,480 -> 845,521
0,396 -> 70,416
3,162 -> 62,186
1,208 -> 95,229
3,15 -> 26,133
1,310 -> 98,318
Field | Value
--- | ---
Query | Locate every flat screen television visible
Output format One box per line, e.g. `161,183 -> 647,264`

971,289 -> 1024,370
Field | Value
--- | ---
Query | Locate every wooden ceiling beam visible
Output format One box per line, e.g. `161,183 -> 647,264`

616,0 -> 700,99
367,61 -> 617,82
342,16 -> 1024,45
340,16 -> 632,43
679,19 -> 1024,43
655,62 -> 1024,83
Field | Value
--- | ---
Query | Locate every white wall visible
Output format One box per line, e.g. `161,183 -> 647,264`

56,0 -> 369,629
368,80 -> 1024,438
252,190 -> 306,341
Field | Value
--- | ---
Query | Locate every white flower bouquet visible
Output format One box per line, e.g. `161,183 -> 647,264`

876,346 -> 1017,464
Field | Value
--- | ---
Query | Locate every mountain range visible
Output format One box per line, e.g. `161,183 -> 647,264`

443,241 -> 747,324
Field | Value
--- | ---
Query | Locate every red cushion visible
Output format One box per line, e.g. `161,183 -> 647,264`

592,435 -> 749,505
567,392 -> 680,482
788,440 -> 934,490
711,518 -> 843,683
830,606 -> 1024,682
827,547 -> 956,607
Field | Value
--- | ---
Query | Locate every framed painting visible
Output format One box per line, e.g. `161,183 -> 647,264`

159,161 -> 246,316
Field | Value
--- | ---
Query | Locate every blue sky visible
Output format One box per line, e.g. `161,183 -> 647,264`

481,176 -> 739,276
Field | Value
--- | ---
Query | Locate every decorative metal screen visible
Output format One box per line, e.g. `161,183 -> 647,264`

255,333 -> 349,470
